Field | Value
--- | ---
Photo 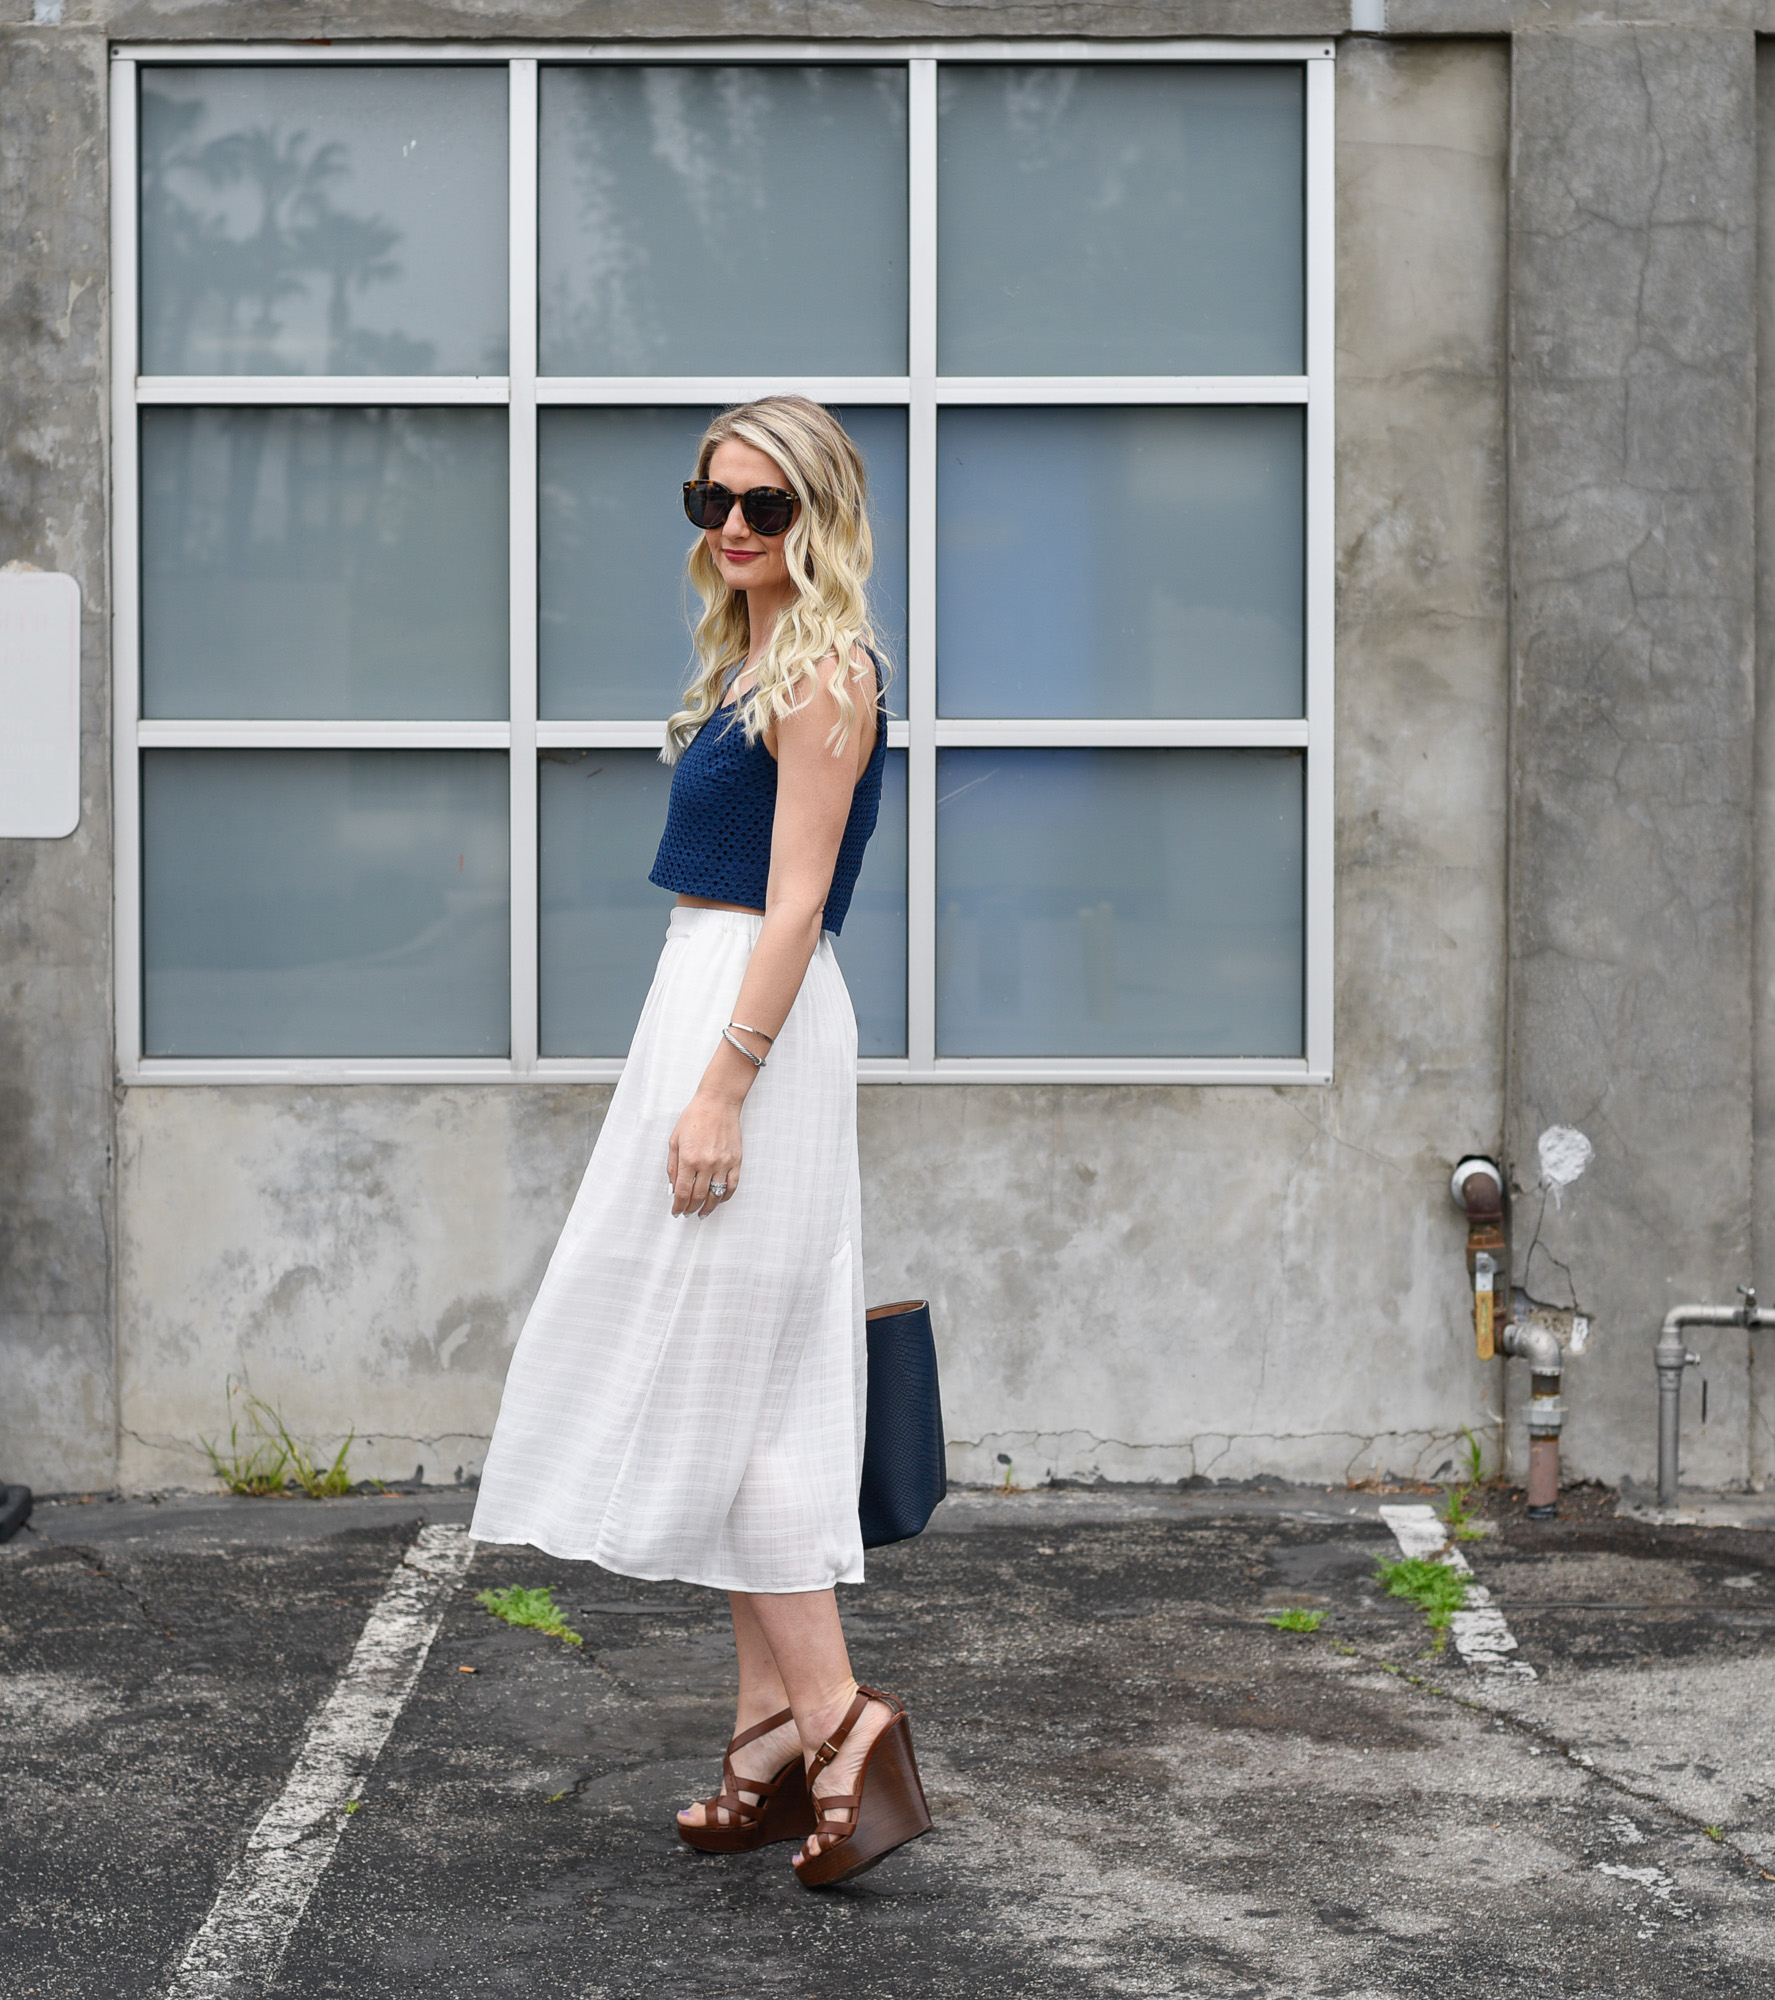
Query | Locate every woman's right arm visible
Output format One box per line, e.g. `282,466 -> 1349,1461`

665,659 -> 873,1217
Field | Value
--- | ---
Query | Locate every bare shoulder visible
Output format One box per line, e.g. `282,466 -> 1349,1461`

817,641 -> 876,692
774,647 -> 879,775
795,644 -> 877,717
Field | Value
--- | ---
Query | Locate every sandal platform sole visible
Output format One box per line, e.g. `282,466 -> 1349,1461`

795,1714 -> 934,1889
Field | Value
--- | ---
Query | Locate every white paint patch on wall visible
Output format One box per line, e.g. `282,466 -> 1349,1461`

1536,1125 -> 1595,1203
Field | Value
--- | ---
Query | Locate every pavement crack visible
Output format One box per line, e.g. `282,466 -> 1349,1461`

1342,1643 -> 1775,1885
61,1542 -> 177,1639
545,1771 -> 598,1805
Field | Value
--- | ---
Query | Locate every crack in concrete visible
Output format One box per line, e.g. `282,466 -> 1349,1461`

951,1426 -> 1479,1460
57,1541 -> 175,1638
954,1427 -> 1506,1496
1278,1096 -> 1407,1179
1347,1644 -> 1775,1886
1516,1186 -> 1586,1316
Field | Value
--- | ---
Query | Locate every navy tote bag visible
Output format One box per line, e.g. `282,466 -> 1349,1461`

858,1300 -> 948,1549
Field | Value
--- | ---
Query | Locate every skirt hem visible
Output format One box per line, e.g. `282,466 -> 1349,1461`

467,1524 -> 865,1594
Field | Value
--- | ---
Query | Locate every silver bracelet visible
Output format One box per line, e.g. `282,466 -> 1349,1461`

721,1026 -> 767,1070
729,1020 -> 775,1045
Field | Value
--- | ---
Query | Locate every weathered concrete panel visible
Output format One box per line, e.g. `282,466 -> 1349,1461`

1508,28 -> 1758,1489
85,1 -> 1349,42
0,28 -> 114,1493
116,1088 -> 608,1490
1393,3 -> 1763,33
1751,40 -> 1775,1489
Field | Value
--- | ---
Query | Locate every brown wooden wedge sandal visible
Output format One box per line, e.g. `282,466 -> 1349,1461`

677,1707 -> 816,1854
792,1685 -> 933,1889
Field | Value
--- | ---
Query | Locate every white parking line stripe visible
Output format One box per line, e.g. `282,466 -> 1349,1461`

164,1523 -> 474,2000
1379,1503 -> 1535,1680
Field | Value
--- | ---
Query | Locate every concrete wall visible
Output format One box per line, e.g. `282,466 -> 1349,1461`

5,0 -> 1767,1501
110,38 -> 1516,1495
1507,25 -> 1762,1493
0,27 -> 114,1493
115,1087 -> 602,1488
1754,39 -> 1775,1489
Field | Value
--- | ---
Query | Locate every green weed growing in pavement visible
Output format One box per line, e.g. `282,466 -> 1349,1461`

201,1384 -> 353,1496
265,1406 -> 354,1499
1706,1825 -> 1724,1842
1439,1427 -> 1489,1543
1375,1555 -> 1469,1653
1460,1425 -> 1484,1487
477,1584 -> 584,1648
200,1378 -> 353,1498
201,1391 -> 289,1497
1266,1608 -> 1326,1633
1442,1484 -> 1486,1543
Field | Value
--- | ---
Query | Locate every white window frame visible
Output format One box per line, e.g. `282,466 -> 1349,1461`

111,37 -> 1336,1086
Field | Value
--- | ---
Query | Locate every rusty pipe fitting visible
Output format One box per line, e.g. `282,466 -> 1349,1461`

1451,1157 -> 1506,1360
1501,1319 -> 1563,1520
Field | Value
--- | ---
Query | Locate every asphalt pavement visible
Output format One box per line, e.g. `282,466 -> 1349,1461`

4,1482 -> 1774,1998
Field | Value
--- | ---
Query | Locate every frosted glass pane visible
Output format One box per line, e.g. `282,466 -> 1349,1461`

540,66 -> 906,376
539,409 -> 707,720
834,408 -> 909,709
935,750 -> 1302,1057
938,65 -> 1303,376
142,408 -> 508,720
143,751 -> 509,1057
540,406 -> 907,718
937,407 -> 1302,719
539,751 -> 677,1056
831,750 -> 907,1058
140,66 -> 507,376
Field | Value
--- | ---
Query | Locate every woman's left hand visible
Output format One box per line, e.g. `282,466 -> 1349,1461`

667,1083 -> 744,1217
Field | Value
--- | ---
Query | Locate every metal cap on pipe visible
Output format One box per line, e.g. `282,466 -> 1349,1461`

1450,1156 -> 1503,1213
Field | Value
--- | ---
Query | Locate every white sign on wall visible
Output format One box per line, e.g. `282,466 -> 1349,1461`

0,567 -> 81,839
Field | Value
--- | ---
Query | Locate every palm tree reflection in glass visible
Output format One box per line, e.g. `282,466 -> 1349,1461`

138,69 -> 507,378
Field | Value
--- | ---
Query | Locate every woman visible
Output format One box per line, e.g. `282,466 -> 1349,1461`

472,397 -> 931,1888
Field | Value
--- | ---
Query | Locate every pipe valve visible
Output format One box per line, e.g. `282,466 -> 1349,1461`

1473,1251 -> 1497,1360
1500,1317 -> 1564,1518
1450,1156 -> 1505,1360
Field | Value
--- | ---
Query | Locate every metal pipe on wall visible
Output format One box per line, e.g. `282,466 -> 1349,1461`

1452,1158 -> 1506,1361
1656,1292 -> 1775,1507
1499,1320 -> 1562,1518
1451,1156 -> 1565,1519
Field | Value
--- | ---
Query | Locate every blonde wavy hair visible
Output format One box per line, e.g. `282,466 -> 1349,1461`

664,396 -> 887,763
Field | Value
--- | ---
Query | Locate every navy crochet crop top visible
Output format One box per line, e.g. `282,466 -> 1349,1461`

649,661 -> 887,935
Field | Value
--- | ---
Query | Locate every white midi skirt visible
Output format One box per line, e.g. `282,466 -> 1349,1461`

470,906 -> 867,1593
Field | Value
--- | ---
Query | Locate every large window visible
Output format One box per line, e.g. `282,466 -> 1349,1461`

113,40 -> 1334,1083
